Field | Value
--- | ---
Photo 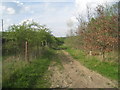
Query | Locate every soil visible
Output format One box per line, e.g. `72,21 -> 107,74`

48,50 -> 118,88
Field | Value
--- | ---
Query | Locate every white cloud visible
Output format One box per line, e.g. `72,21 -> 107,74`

0,6 -> 6,15
70,16 -> 77,23
1,6 -> 6,10
67,16 -> 78,28
21,6 -> 34,14
75,0 -> 119,15
71,0 -> 119,22
20,3 -> 24,5
6,7 -> 15,14
0,5 -> 16,15
14,0 -> 20,4
13,0 -> 34,14
24,6 -> 30,11
13,0 -> 24,6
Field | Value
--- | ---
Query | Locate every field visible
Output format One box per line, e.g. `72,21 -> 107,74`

3,49 -> 56,88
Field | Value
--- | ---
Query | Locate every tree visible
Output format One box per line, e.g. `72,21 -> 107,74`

65,3 -> 118,60
3,20 -> 57,61
83,4 -> 118,60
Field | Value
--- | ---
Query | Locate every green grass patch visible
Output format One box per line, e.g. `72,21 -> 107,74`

0,58 -> 1,87
3,58 -> 51,88
65,48 -> 118,80
54,51 -> 65,70
2,48 -> 57,88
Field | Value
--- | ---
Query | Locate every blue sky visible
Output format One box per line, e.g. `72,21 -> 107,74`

1,1 -> 76,37
0,0 -> 118,37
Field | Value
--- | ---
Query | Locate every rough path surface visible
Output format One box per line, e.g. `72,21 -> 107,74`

48,50 -> 118,88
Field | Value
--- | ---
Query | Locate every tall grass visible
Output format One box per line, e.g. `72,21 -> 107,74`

0,56 -> 2,88
66,48 -> 118,80
2,48 -> 56,88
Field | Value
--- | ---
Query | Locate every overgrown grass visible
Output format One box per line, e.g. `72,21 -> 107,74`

54,51 -> 64,70
2,48 -> 58,88
105,51 -> 118,62
0,56 -> 2,88
65,48 -> 118,80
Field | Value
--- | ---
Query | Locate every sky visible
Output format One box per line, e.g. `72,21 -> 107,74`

0,0 -> 118,37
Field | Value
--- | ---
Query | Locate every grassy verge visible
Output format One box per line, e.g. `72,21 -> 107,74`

65,48 -> 118,80
2,48 -> 57,88
0,56 -> 1,88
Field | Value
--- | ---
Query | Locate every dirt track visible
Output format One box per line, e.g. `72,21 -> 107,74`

48,50 -> 118,88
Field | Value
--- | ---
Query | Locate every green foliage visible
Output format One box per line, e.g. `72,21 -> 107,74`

2,48 -> 65,88
6,21 -> 53,46
2,48 -> 57,88
0,59 -> 1,87
2,20 -> 59,59
3,59 -> 51,88
65,48 -> 118,80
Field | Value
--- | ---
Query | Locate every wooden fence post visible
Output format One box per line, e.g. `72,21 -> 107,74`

89,51 -> 92,56
25,41 -> 29,62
